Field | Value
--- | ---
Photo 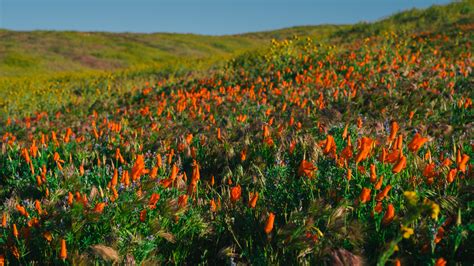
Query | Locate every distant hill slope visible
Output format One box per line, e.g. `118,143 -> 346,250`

0,0 -> 472,77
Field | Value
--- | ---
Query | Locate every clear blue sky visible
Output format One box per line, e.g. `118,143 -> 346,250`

0,0 -> 452,35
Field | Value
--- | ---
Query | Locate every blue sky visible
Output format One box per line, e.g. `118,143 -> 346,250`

0,0 -> 452,35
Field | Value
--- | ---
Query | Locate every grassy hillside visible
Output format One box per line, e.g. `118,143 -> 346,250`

0,30 -> 264,77
0,7 -> 473,266
0,1 -> 472,265
1,0 -> 472,78
0,0 -> 472,118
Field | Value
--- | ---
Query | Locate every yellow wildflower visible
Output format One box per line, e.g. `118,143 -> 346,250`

401,226 -> 414,239
431,202 -> 440,220
404,191 -> 418,205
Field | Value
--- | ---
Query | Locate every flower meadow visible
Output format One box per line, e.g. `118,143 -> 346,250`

0,17 -> 473,266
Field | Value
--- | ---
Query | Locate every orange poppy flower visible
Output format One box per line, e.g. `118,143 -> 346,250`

374,175 -> 384,190
342,124 -> 349,140
16,204 -> 29,218
156,154 -> 162,168
67,192 -> 74,206
435,258 -> 446,266
249,192 -> 259,208
43,231 -> 53,242
217,128 -> 222,142
395,134 -> 403,150
407,133 -> 428,153
369,164 -> 377,183
93,202 -> 106,214
34,200 -> 43,215
150,166 -> 158,179
441,158 -> 452,167
392,155 -> 407,174
375,185 -> 392,201
423,163 -> 437,179
186,133 -> 193,145
458,154 -> 470,173
264,212 -> 275,234
374,201 -> 383,214
359,188 -> 371,204
210,199 -> 217,212
447,169 -> 457,183
346,168 -> 352,181
382,204 -> 395,225
230,185 -> 242,203
139,209 -> 147,222
170,164 -> 179,181
341,136 -> 353,160
59,239 -> 67,259
323,135 -> 336,155
178,195 -> 188,208
379,148 -> 387,163
1,213 -> 6,228
435,226 -> 444,244
289,140 -> 297,154
355,137 -> 374,163
240,149 -> 247,162
388,121 -> 399,142
298,160 -> 317,178
131,155 -> 148,181
13,224 -> 19,239
110,168 -> 118,188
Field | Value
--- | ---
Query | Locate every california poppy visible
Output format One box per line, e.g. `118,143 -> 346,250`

375,185 -> 392,201
16,204 -> 29,218
298,160 -> 317,178
264,212 -> 275,234
139,209 -> 147,222
388,121 -> 399,142
355,137 -> 374,163
131,155 -> 148,181
240,149 -> 247,162
392,155 -> 406,174
447,168 -> 457,183
59,239 -> 67,260
369,164 -> 377,183
1,213 -> 6,228
93,202 -> 106,214
458,154 -> 470,173
374,175 -> 384,190
422,163 -> 437,179
407,133 -> 428,153
13,224 -> 19,239
346,168 -> 352,181
210,199 -> 217,212
323,135 -> 336,155
359,188 -> 371,204
382,204 -> 395,225
178,195 -> 188,208
435,258 -> 446,266
230,185 -> 242,203
249,192 -> 259,208
148,193 -> 160,209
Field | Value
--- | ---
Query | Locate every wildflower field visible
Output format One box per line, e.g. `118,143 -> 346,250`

0,1 -> 473,265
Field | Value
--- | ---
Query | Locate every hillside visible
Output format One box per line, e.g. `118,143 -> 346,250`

0,0 -> 472,77
0,1 -> 472,265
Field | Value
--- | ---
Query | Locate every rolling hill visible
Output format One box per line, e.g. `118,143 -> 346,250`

0,0 -> 472,77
